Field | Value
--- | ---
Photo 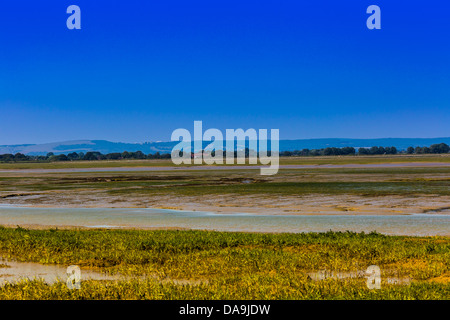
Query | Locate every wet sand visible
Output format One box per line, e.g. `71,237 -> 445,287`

0,161 -> 448,232
0,206 -> 448,236
1,161 -> 449,216
2,193 -> 450,216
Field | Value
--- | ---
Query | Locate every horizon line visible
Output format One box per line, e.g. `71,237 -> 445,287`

2,136 -> 450,147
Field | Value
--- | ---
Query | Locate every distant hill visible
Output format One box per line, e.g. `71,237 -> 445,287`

0,140 -> 177,156
1,138 -> 450,155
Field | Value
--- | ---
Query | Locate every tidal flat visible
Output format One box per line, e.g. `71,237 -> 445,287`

0,156 -> 448,299
0,158 -> 449,216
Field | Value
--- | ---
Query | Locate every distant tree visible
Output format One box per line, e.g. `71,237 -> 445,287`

14,153 -> 29,161
323,147 -> 334,156
430,143 -> 450,154
341,147 -> 356,155
122,151 -> 131,159
406,146 -> 414,154
371,146 -> 386,155
358,148 -> 369,155
134,151 -> 146,159
67,152 -> 80,160
46,152 -> 54,158
385,146 -> 397,155
299,149 -> 310,156
106,153 -> 122,160
53,154 -> 69,161
415,146 -> 430,154
83,152 -> 102,160
0,154 -> 14,162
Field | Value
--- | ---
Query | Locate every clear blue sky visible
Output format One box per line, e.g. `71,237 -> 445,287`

1,0 -> 449,144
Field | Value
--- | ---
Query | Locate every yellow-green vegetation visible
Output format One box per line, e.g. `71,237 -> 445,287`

0,226 -> 448,299
0,154 -> 449,170
280,154 -> 450,165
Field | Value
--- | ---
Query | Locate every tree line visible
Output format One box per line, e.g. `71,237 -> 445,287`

405,143 -> 450,154
281,143 -> 449,157
0,151 -> 171,162
0,142 -> 448,162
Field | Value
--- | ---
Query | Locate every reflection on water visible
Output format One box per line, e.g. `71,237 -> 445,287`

0,206 -> 448,236
0,258 -> 122,286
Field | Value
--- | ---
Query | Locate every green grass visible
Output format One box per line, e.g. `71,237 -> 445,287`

0,227 -> 448,299
1,277 -> 447,300
0,159 -> 176,170
0,154 -> 449,170
107,180 -> 450,197
279,154 -> 450,165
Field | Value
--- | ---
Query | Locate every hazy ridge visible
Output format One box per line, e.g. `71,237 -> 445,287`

1,138 -> 450,155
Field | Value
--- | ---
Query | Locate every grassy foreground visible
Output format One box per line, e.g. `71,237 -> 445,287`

0,227 -> 448,300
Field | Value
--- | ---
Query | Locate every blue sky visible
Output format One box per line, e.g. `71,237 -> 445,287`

0,0 -> 449,144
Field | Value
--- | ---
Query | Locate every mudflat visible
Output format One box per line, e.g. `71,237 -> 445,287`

0,157 -> 449,217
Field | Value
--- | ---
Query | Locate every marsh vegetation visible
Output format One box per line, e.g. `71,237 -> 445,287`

0,227 -> 448,299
